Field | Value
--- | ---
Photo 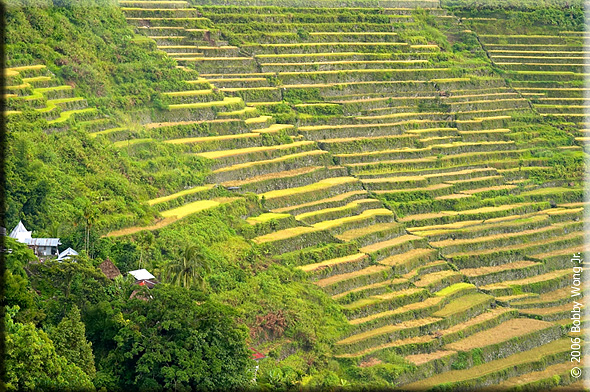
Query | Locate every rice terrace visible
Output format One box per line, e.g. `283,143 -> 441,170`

3,0 -> 590,390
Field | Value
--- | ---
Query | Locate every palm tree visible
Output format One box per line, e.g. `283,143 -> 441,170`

49,222 -> 62,238
83,204 -> 98,255
137,231 -> 154,270
165,245 -> 210,290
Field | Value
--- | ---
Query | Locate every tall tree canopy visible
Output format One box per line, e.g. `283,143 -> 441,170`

49,305 -> 97,379
91,285 -> 254,391
4,306 -> 94,391
166,245 -> 210,290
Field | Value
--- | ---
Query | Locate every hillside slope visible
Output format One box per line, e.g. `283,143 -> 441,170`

4,0 -> 588,390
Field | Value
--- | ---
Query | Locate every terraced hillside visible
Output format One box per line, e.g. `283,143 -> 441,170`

5,59 -> 269,231
6,65 -> 105,133
5,0 -> 588,389
111,1 -> 590,388
457,9 -> 589,143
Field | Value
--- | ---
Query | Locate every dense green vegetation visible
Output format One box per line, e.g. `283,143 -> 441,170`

5,305 -> 95,391
6,246 -> 256,391
4,0 -> 587,390
5,1 -> 217,244
456,7 -> 584,33
442,0 -> 584,9
6,0 -> 196,112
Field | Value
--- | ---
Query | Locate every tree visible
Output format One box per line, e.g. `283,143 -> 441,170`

27,258 -> 110,325
4,237 -> 44,324
82,202 -> 99,255
136,231 -> 154,270
4,306 -> 94,391
165,245 -> 210,290
49,305 -> 97,379
48,221 -> 63,239
5,236 -> 35,277
96,285 -> 253,391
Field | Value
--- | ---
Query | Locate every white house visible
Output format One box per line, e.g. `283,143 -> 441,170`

128,269 -> 156,281
57,247 -> 79,261
128,268 -> 159,288
9,221 -> 61,258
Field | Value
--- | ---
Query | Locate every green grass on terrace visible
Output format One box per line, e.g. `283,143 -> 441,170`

119,1 -> 189,4
213,150 -> 327,173
260,60 -> 429,66
444,318 -> 555,352
432,293 -> 492,318
255,52 -> 420,59
163,133 -> 259,145
160,199 -> 222,219
147,184 -> 215,206
314,208 -> 393,230
510,71 -> 587,75
113,138 -> 154,148
47,108 -> 97,125
261,177 -> 358,199
247,212 -> 292,223
435,282 -> 475,296
480,34 -> 582,39
298,253 -> 367,272
125,17 -> 209,20
21,76 -> 52,83
168,96 -> 242,109
253,226 -> 320,243
197,140 -> 313,159
405,338 -> 571,389
216,106 -> 258,117
7,64 -> 46,72
90,127 -> 128,137
163,89 -> 215,97
220,87 -> 277,92
519,187 -> 581,196
120,7 -> 198,11
34,85 -> 72,93
247,42 -> 409,48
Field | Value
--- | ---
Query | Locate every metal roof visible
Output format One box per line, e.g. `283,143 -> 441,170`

128,269 -> 156,281
57,247 -> 78,260
25,238 -> 61,247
